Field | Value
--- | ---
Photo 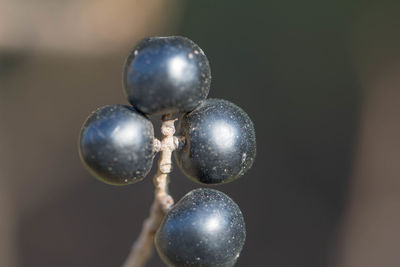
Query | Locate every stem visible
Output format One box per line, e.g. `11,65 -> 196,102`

122,114 -> 178,267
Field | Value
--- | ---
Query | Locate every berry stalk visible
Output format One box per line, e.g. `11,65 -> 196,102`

122,115 -> 178,267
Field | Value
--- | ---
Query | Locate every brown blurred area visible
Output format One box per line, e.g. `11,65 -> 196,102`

0,0 -> 181,54
334,2 -> 400,267
1,1 -> 400,267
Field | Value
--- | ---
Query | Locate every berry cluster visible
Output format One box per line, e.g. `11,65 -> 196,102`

78,36 -> 256,266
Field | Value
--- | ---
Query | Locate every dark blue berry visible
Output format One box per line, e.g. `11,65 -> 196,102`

174,99 -> 256,185
155,188 -> 246,267
79,104 -> 155,185
123,36 -> 211,115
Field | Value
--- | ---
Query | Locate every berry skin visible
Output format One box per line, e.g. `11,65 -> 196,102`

174,99 -> 256,185
155,188 -> 246,267
79,104 -> 155,185
123,36 -> 211,115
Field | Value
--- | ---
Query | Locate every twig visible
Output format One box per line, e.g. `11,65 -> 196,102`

122,114 -> 179,267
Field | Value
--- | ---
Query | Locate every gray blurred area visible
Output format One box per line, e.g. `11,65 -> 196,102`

1,1 -> 400,266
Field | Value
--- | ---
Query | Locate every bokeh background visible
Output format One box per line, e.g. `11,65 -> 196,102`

1,0 -> 400,266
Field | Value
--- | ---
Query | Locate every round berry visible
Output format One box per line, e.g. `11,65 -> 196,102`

79,104 -> 155,185
155,188 -> 246,267
123,36 -> 211,115
174,99 -> 256,185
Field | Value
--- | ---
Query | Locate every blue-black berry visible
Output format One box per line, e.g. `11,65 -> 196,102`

123,36 -> 211,115
79,104 -> 155,185
155,188 -> 246,267
174,99 -> 256,184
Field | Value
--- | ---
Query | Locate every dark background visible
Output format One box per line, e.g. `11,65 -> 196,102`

1,1 -> 399,266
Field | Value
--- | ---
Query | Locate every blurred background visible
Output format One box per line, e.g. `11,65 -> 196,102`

1,0 -> 400,266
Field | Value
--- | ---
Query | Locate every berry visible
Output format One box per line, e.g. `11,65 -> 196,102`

155,188 -> 246,267
79,104 -> 155,185
123,36 -> 211,115
174,99 -> 256,185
